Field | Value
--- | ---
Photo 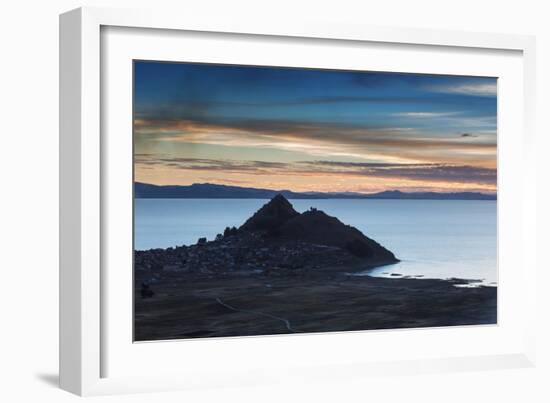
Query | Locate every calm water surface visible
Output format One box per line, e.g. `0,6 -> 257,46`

135,199 -> 497,285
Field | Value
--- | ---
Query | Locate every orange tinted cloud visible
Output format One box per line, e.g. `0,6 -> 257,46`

135,118 -> 497,169
135,155 -> 496,193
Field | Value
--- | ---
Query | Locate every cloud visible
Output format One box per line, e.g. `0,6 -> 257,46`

134,117 -> 497,168
392,112 -> 460,118
136,156 -> 288,173
135,94 -> 496,117
310,160 -> 496,184
135,155 -> 496,186
429,82 -> 497,97
135,118 -> 495,148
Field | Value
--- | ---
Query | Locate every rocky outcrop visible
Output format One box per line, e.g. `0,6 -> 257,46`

240,194 -> 299,232
240,195 -> 398,265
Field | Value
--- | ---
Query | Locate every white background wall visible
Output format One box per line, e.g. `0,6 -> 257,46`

0,0 -> 548,401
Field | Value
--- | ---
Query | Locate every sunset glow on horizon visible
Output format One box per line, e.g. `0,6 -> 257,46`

134,62 -> 497,194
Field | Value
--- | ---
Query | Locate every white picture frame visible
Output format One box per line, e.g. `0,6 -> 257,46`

59,6 -> 537,396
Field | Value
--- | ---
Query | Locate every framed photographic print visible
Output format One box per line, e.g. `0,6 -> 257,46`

60,7 -> 537,396
132,61 -> 499,341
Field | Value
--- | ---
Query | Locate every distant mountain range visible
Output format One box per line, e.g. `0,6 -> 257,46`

135,182 -> 496,200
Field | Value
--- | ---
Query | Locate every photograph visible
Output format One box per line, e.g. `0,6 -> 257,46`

132,61 -> 497,341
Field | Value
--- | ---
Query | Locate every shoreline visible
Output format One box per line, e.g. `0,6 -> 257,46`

350,270 -> 497,288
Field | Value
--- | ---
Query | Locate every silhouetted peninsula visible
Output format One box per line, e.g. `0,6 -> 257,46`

135,195 -> 398,276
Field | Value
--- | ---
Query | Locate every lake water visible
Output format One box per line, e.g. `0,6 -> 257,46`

135,199 -> 497,285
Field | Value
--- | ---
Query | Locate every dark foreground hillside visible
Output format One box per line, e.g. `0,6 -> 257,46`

134,271 -> 496,341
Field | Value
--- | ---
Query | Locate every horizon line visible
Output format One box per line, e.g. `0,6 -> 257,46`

134,181 -> 497,196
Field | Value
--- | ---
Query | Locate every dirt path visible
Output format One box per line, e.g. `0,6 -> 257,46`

215,297 -> 301,333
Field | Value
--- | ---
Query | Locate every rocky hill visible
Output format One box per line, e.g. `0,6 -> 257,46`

240,194 -> 300,232
240,195 -> 397,265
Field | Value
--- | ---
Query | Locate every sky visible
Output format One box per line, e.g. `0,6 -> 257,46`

134,61 -> 497,194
